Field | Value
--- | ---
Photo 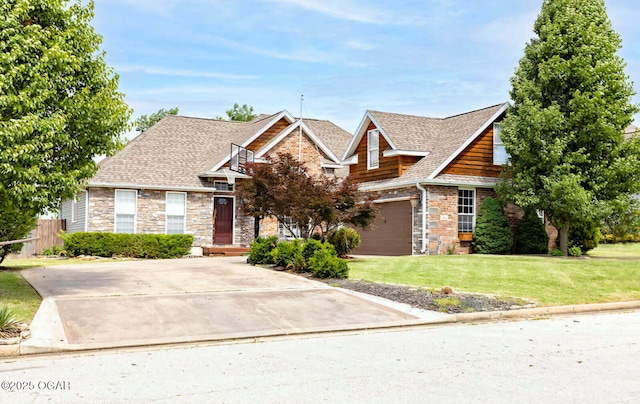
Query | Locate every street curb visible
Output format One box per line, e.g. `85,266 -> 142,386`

2,301 -> 639,358
453,300 -> 640,322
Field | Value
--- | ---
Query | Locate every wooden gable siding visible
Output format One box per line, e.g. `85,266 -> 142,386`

441,124 -> 503,178
246,117 -> 291,152
350,122 -> 423,182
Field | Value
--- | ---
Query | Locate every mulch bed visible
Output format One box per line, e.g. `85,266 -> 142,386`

316,278 -> 536,314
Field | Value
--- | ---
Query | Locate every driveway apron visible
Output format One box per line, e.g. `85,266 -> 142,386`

20,257 -> 428,353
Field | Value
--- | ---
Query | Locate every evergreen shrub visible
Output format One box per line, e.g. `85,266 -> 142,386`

472,197 -> 512,254
62,232 -> 193,258
514,209 -> 549,254
326,227 -> 361,257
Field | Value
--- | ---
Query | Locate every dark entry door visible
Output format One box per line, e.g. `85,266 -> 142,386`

213,197 -> 233,245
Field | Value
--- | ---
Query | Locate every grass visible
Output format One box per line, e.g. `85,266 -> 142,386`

0,270 -> 41,324
587,243 -> 640,258
0,257 -> 127,324
348,243 -> 640,306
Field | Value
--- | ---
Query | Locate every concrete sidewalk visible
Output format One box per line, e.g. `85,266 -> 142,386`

16,257 -> 447,354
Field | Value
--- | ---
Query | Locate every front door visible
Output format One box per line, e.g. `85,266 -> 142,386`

213,197 -> 234,245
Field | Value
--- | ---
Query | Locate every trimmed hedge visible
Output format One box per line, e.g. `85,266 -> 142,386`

63,232 -> 193,258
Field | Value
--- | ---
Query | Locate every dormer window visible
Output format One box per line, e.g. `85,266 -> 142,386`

367,129 -> 379,169
493,123 -> 508,165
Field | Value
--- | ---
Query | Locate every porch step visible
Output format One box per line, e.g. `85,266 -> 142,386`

203,246 -> 250,257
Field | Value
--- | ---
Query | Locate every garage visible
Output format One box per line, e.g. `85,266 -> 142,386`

353,200 -> 413,256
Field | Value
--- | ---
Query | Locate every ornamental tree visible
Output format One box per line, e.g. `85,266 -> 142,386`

497,0 -> 640,255
0,0 -> 131,243
237,153 -> 376,239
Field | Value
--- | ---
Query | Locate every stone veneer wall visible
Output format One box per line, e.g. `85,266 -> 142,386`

86,188 -> 115,233
86,188 -> 214,246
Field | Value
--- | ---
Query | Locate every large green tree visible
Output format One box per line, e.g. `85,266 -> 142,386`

497,0 -> 640,255
218,103 -> 256,122
0,0 -> 131,245
133,107 -> 178,132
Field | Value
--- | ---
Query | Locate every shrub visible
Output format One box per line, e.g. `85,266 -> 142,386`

302,238 -> 324,262
513,209 -> 549,254
568,246 -> 582,257
472,197 -> 512,254
62,232 -> 193,258
326,227 -> 361,257
0,306 -> 21,331
269,239 -> 304,271
309,245 -> 349,279
247,236 -> 278,265
569,220 -> 600,253
42,244 -> 65,256
551,248 -> 564,256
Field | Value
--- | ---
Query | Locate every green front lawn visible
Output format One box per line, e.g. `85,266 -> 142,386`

349,243 -> 640,306
0,270 -> 41,324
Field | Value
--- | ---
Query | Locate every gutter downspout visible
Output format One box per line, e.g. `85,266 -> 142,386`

416,183 -> 427,254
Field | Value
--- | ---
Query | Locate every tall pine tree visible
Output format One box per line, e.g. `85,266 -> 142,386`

498,0 -> 640,255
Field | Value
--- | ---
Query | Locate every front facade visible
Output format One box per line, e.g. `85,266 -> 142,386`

342,103 -> 513,255
60,112 -> 351,252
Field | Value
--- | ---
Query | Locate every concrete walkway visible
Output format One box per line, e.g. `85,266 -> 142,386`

19,257 -> 445,354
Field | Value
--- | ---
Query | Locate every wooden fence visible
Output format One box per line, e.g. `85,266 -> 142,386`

8,219 -> 66,259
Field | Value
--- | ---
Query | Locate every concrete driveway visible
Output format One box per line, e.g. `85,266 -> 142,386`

20,257 -> 434,353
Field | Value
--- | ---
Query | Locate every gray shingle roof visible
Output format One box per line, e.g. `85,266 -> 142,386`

92,112 -> 349,190
303,118 -> 352,160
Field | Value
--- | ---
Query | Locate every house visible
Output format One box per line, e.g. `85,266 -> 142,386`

342,103 -> 512,256
59,112 -> 351,253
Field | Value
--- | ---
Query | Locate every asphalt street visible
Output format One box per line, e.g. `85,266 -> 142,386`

1,311 -> 639,404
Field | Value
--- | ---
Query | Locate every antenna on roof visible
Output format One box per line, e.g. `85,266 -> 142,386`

298,94 -> 304,161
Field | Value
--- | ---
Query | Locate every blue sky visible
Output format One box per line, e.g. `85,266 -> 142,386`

93,0 -> 640,135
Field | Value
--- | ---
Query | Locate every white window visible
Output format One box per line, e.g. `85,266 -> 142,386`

115,190 -> 137,234
278,216 -> 300,238
367,129 -> 379,169
214,181 -> 234,192
71,197 -> 78,223
166,192 -> 186,234
458,189 -> 475,233
493,123 -> 508,165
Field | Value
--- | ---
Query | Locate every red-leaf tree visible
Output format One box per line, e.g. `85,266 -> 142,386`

237,153 -> 376,239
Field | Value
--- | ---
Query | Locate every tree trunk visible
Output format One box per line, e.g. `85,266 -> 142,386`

559,226 -> 569,256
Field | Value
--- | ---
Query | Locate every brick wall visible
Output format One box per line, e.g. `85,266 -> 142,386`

426,186 -> 460,254
265,130 -> 325,176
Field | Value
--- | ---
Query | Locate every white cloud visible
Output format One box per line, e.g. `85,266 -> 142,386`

345,40 -> 375,51
114,65 -> 259,80
473,10 -> 538,49
259,0 -> 428,25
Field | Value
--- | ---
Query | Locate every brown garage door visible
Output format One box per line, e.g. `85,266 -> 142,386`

353,200 -> 412,256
